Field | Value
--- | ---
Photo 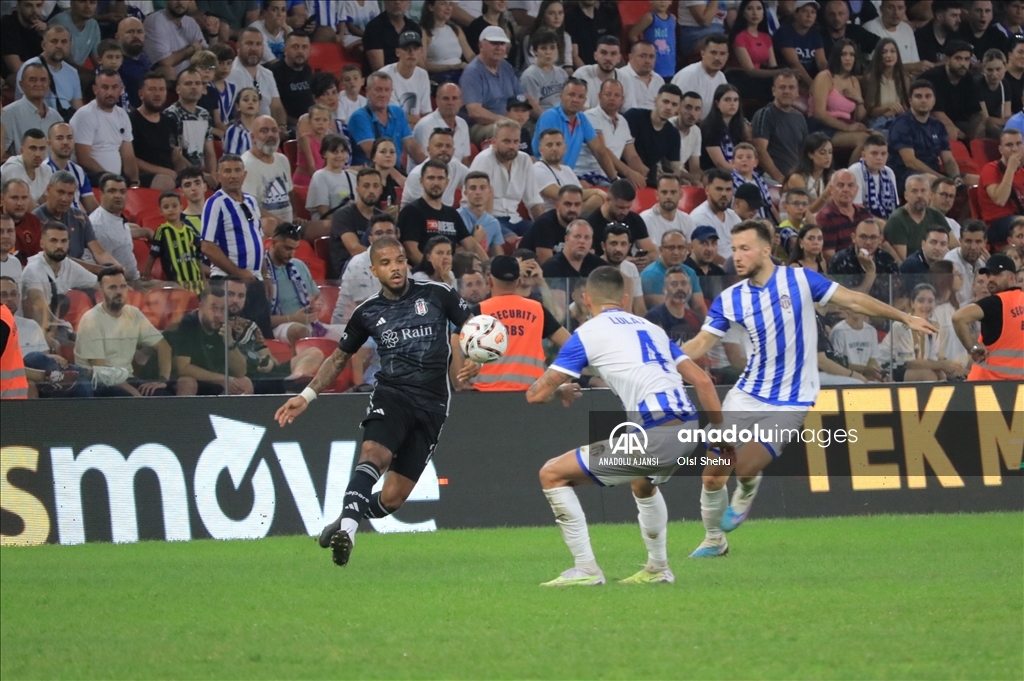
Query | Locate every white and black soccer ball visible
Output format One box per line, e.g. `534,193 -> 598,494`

459,314 -> 508,363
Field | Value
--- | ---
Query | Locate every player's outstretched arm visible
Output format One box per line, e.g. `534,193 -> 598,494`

275,348 -> 352,427
677,358 -> 724,426
681,330 -> 721,362
526,368 -> 581,406
829,286 -> 939,335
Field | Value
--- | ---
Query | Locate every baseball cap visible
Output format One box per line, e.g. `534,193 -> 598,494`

794,0 -> 820,9
691,226 -> 720,242
398,31 -> 422,48
506,94 -> 531,110
479,25 -> 511,44
979,254 -> 1016,275
735,183 -> 765,209
490,255 -> 521,282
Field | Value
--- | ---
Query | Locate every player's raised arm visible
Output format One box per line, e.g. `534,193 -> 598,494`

829,286 -> 939,335
275,348 -> 354,427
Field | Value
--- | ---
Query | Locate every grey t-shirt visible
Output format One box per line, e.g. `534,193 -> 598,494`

751,103 -> 808,178
521,65 -> 568,113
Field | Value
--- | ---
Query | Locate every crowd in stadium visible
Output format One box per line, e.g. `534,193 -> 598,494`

0,0 -> 1022,399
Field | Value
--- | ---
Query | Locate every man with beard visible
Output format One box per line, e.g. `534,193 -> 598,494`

75,267 -> 174,396
624,84 -> 683,188
241,115 -> 294,228
1,64 -> 62,158
532,79 -> 618,179
69,69 -> 139,186
129,72 -> 187,192
116,17 -> 150,108
520,185 -> 584,264
225,27 -> 286,126
689,169 -> 741,262
1,178 -> 43,261
20,221 -> 95,339
275,235 -> 481,568
541,219 -> 605,279
920,42 -> 982,141
953,0 -> 1008,63
143,0 -> 206,80
397,159 -> 485,266
585,178 -> 657,266
468,118 -> 545,236
330,169 -> 385,278
164,68 -> 216,182
944,219 -> 987,304
572,36 -> 630,111
1,0 -> 47,90
15,25 -> 83,117
45,123 -> 98,213
952,253 -> 1024,382
640,175 -> 696,248
458,270 -> 489,305
600,223 -> 646,316
887,80 -> 963,191
85,174 -> 153,282
884,174 -> 952,260
171,283 -> 254,395
644,266 -> 703,346
402,128 -> 469,208
32,172 -> 118,273
269,32 -> 313,128
915,0 -> 962,65
828,218 -> 901,301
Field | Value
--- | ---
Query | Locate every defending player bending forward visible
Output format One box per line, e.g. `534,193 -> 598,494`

682,221 -> 937,557
526,267 -> 726,586
275,237 -> 480,567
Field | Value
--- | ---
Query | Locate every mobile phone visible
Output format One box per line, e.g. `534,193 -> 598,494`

635,249 -> 648,258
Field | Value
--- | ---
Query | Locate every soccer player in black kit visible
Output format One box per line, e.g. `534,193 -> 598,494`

275,236 -> 480,567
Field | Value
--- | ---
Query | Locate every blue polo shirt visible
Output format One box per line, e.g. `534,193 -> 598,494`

460,57 -> 522,119
532,105 -> 597,168
640,259 -> 702,297
347,104 -> 414,166
887,112 -> 949,187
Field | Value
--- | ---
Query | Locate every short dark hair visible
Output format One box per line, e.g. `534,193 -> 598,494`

427,127 -> 455,142
356,167 -> 382,183
909,79 -> 935,96
514,247 -> 537,261
97,266 -> 126,285
557,184 -> 583,198
321,133 -> 350,154
199,283 -> 226,302
944,40 -> 973,58
731,219 -> 773,245
703,33 -> 729,48
421,158 -> 449,177
656,174 -> 681,188
657,83 -> 683,100
368,213 -> 397,234
608,178 -> 636,202
531,27 -> 559,48
932,0 -> 961,15
464,170 -> 490,185
21,128 -> 45,143
211,43 -> 235,61
309,71 -> 339,98
96,38 -> 122,57
603,222 -> 630,242
586,266 -> 626,302
176,166 -> 205,187
42,220 -> 67,235
705,168 -> 732,185
286,30 -> 310,43
864,132 -> 888,148
538,127 -> 564,143
961,219 -> 986,236
923,226 -> 950,241
159,191 -> 181,205
273,221 -> 302,240
98,173 -> 126,191
597,35 -> 620,48
95,68 -> 121,80
931,175 -> 956,192
680,90 -> 702,102
219,153 -> 244,167
565,76 -> 588,89
773,68 -> 799,85
140,70 -> 165,87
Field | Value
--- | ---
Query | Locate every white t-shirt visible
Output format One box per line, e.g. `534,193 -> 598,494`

508,0 -> 541,16
944,247 -> 984,305
21,252 -> 96,307
402,158 -> 469,207
333,250 -> 376,324
68,101 -> 133,174
381,63 -> 433,118
0,255 -> 23,288
453,0 -> 483,19
468,148 -> 543,221
85,206 -> 139,280
933,302 -> 967,365
241,151 -> 295,223
828,320 -> 881,367
226,59 -> 281,118
16,316 -> 48,355
884,320 -> 938,367
335,93 -> 367,124
673,122 -> 702,167
863,19 -> 920,64
572,65 -> 631,110
0,155 -> 53,203
671,62 -> 728,113
413,110 -> 472,162
848,162 -> 900,209
74,304 -> 163,370
577,106 -> 634,178
677,0 -> 737,28
688,200 -> 741,259
533,161 -> 581,211
640,206 -> 697,251
945,216 -> 961,241
618,259 -> 644,299
616,63 -> 662,112
306,168 -> 358,214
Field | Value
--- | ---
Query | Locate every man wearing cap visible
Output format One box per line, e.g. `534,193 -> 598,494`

413,83 -> 472,166
684,225 -> 727,304
641,228 -> 705,315
952,254 -> 1024,381
462,26 -> 524,145
732,183 -> 766,222
363,0 -> 422,72
381,32 -> 433,127
461,255 -> 570,392
504,95 -> 535,156
532,78 -> 618,180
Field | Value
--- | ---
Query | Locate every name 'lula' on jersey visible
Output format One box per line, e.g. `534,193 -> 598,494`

550,308 -> 697,427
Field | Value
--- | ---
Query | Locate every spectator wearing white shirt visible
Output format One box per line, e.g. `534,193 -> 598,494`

0,216 -> 22,288
381,31 -> 433,127
20,221 -> 97,337
467,117 -> 545,236
401,128 -> 469,207
572,35 -> 629,110
640,175 -> 697,248
943,219 -> 986,305
600,221 -> 646,316
671,33 -> 729,108
143,0 -> 207,80
225,27 -> 286,126
577,80 -> 648,189
14,26 -> 83,116
0,128 -> 52,206
1,276 -> 45,353
85,174 -> 155,282
670,91 -> 704,186
533,128 -> 604,214
413,83 -> 472,166
332,215 -> 398,325
241,116 -> 293,228
863,0 -> 932,75
829,310 -> 885,381
69,69 -> 139,186
617,41 -> 663,112
688,168 -> 740,261
45,122 -> 98,214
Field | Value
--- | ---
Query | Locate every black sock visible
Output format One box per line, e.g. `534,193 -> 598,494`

341,462 -> 380,523
365,492 -> 394,519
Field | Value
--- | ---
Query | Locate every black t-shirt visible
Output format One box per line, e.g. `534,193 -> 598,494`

824,24 -> 878,68
644,303 -> 702,345
541,251 -> 604,278
623,108 -> 681,187
914,24 -> 947,65
129,109 -> 177,170
470,300 -> 562,338
977,288 -> 1022,346
975,75 -> 1008,120
954,25 -> 1008,62
340,279 -> 472,413
564,3 -> 621,66
584,207 -> 649,258
0,16 -> 42,77
518,209 -> 565,254
921,65 -> 980,124
329,202 -> 375,278
198,83 -> 219,121
362,13 -> 421,66
269,60 -> 314,121
397,198 -> 470,255
171,310 -> 227,374
1003,71 -> 1024,115
519,127 -> 532,156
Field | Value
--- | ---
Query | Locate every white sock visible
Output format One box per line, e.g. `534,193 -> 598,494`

543,486 -> 599,573
701,485 -> 727,540
739,472 -> 762,496
634,489 -> 668,569
340,517 -> 359,544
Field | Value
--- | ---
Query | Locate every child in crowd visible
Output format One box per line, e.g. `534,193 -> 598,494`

777,187 -> 813,253
190,49 -> 225,138
337,65 -> 367,124
521,29 -> 567,118
628,0 -> 676,79
293,104 -> 332,187
829,309 -> 886,381
145,192 -> 206,292
176,167 -> 207,235
95,40 -> 129,112
339,0 -> 380,63
306,134 -> 358,238
731,142 -> 779,223
223,87 -> 260,156
848,133 -> 898,220
210,43 -> 238,125
505,96 -> 535,157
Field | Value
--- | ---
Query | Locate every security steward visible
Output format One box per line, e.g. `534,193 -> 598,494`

951,254 -> 1024,381
0,303 -> 28,399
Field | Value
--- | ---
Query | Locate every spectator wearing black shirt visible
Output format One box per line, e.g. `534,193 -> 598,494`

976,49 -> 1013,138
1005,38 -> 1024,115
914,0 -> 962,65
564,0 -> 622,67
329,168 -> 384,279
541,218 -> 604,278
268,31 -> 313,128
920,41 -> 982,141
584,179 -> 656,265
899,226 -> 950,274
623,84 -> 683,187
171,285 -> 255,395
364,1 -> 422,72
128,72 -> 182,192
954,0 -> 1007,62
828,217 -> 900,301
519,184 -> 584,264
397,159 -> 486,266
0,0 -> 46,88
645,266 -> 704,346
684,224 -> 728,302
821,0 -> 879,69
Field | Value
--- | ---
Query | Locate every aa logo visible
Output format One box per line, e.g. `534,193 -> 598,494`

609,422 -> 648,456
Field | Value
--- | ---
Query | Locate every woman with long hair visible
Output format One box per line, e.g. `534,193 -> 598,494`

223,87 -> 260,156
293,104 -> 332,187
787,224 -> 826,272
783,132 -> 835,214
929,260 -> 969,370
523,0 -> 575,71
420,0 -> 477,85
370,138 -> 405,214
412,236 -> 456,286
862,38 -> 911,132
810,39 -> 870,161
886,283 -> 962,382
700,83 -> 751,171
465,0 -> 517,59
727,0 -> 778,100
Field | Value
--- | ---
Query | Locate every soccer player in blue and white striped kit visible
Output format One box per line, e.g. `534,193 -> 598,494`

682,220 -> 938,557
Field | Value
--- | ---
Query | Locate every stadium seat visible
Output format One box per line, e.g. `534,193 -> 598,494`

295,238 -> 324,279
502,236 -> 521,256
64,289 -> 94,328
124,188 -> 162,220
453,188 -> 462,207
264,338 -> 294,364
469,142 -> 480,162
308,42 -> 351,79
283,139 -> 298,173
949,139 -> 978,175
970,138 -> 999,165
292,184 -> 311,220
136,209 -> 165,230
145,288 -> 199,329
619,1 -> 652,28
967,185 -> 982,220
213,139 -> 223,158
314,235 -> 330,268
631,187 -> 658,212
294,337 -> 353,392
131,238 -> 154,276
316,285 -> 339,323
679,186 -> 706,213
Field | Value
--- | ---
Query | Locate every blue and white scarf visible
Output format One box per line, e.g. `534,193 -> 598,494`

860,159 -> 897,218
266,250 -> 327,336
721,133 -> 735,164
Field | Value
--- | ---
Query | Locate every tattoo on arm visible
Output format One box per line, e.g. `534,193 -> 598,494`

527,368 -> 569,402
308,348 -> 352,395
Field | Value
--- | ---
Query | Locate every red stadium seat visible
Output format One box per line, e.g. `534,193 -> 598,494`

631,187 -> 658,212
316,285 -> 339,323
949,139 -> 978,175
292,184 -> 311,220
308,42 -> 354,79
144,288 -> 199,329
970,138 -> 999,165
295,337 -> 353,392
264,339 -> 294,364
124,188 -> 162,220
136,208 -> 166,230
283,139 -> 298,173
453,188 -> 462,207
213,139 -> 223,158
63,289 -> 94,328
679,186 -> 706,213
314,235 -> 331,268
469,142 -> 480,162
295,238 -> 324,279
967,185 -> 982,220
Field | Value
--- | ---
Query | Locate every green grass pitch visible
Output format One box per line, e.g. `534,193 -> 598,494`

1,513 -> 1021,680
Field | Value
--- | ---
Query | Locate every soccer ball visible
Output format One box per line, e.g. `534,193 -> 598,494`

459,315 -> 508,363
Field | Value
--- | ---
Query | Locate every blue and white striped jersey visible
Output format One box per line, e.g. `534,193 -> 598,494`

45,158 -> 91,210
307,0 -> 348,28
552,308 -> 698,428
223,122 -> 253,156
703,265 -> 838,406
201,190 -> 264,278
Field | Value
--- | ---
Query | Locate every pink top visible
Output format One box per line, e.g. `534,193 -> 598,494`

822,86 -> 856,122
292,133 -> 323,187
733,30 -> 773,69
